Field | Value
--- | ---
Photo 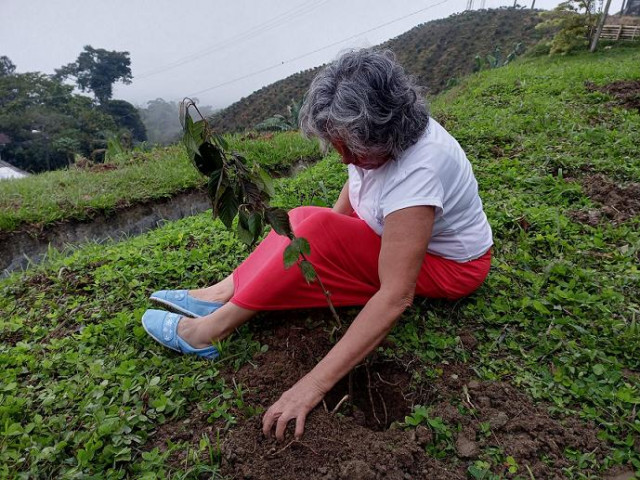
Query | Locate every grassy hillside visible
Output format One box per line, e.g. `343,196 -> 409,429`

1,45 -> 639,478
0,131 -> 321,234
210,8 -> 542,133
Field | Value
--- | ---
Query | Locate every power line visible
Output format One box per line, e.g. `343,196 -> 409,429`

135,0 -> 332,80
188,0 -> 451,97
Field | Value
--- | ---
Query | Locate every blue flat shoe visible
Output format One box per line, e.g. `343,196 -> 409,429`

150,290 -> 223,318
141,309 -> 219,360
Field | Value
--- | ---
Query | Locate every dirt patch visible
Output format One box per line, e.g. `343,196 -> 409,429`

569,173 -> 640,225
232,312 -> 414,431
223,414 -> 462,480
0,329 -> 23,347
217,314 -> 604,479
428,364 -> 603,479
586,80 -> 640,113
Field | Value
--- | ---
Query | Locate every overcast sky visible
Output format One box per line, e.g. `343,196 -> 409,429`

2,0 -> 625,110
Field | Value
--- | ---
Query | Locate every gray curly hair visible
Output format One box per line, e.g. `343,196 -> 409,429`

299,49 -> 429,161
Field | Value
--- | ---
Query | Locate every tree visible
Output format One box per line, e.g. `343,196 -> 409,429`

56,46 -> 132,104
101,99 -> 147,142
0,56 -> 16,77
536,0 -> 599,55
0,72 -> 115,172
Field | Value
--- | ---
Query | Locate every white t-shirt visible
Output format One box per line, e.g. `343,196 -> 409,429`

348,118 -> 493,262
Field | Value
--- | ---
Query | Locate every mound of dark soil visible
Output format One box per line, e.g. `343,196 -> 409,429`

218,314 -> 604,479
586,80 -> 640,113
570,173 -> 640,225
232,312 -> 415,431
223,414 -> 460,480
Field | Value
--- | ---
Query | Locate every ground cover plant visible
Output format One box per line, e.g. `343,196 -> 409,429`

1,44 -> 639,478
0,131 -> 321,235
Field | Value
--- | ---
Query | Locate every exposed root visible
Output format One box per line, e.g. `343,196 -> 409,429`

331,395 -> 350,415
366,366 -> 382,426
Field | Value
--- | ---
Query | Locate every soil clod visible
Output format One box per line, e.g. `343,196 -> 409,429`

455,432 -> 479,459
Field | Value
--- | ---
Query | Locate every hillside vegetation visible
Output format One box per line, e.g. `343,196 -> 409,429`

1,45 -> 639,477
210,8 -> 542,132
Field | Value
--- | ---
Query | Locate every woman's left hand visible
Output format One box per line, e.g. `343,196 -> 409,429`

262,375 -> 326,441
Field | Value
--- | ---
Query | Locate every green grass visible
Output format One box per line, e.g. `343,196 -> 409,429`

0,132 -> 321,234
1,44 -> 639,477
225,130 -> 323,174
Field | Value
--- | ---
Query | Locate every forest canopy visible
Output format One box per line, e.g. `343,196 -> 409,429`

0,47 -> 146,173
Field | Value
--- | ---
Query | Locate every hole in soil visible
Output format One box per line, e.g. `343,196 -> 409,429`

324,361 -> 412,431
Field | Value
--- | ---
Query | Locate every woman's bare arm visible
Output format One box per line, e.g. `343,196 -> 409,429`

263,205 -> 435,440
332,181 -> 353,215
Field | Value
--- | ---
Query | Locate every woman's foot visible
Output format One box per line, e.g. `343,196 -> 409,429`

176,316 -> 213,349
149,290 -> 223,317
188,275 -> 235,303
141,310 -> 219,360
150,275 -> 235,317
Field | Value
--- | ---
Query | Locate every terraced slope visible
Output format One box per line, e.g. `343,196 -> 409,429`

210,8 -> 542,132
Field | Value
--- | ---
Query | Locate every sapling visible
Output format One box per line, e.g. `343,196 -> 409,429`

179,98 -> 341,325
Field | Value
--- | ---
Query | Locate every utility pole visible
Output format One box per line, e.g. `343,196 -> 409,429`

619,0 -> 626,15
531,0 -> 536,8
590,0 -> 613,52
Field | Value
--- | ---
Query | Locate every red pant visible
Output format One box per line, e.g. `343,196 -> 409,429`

231,207 -> 490,310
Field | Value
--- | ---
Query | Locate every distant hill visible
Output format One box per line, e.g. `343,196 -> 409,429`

210,8 -> 543,132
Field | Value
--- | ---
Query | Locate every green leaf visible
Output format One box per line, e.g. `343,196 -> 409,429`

292,237 -> 311,256
5,423 -> 23,436
182,131 -> 200,160
182,112 -> 204,161
241,177 -> 264,205
183,108 -> 193,132
257,167 -> 276,198
532,300 -> 550,315
283,243 -> 299,268
616,386 -> 640,404
213,133 -> 229,151
195,141 -> 223,176
190,119 -> 206,143
216,187 -> 239,229
207,170 -> 224,209
248,211 -> 263,237
237,211 -> 254,245
299,260 -> 317,284
265,208 -> 292,237
592,364 -> 605,376
283,237 -> 312,270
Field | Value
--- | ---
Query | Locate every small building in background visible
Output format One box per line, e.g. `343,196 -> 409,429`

0,160 -> 29,181
0,133 -> 29,180
0,160 -> 29,180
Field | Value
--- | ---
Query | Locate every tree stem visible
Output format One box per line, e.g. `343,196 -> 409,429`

300,251 -> 342,328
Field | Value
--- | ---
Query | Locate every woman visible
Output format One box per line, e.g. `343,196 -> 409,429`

142,49 -> 493,441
